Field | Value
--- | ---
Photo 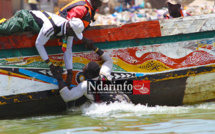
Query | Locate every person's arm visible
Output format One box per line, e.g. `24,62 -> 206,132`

35,26 -> 52,61
85,41 -> 113,76
35,25 -> 62,80
66,6 -> 88,20
59,81 -> 94,102
99,52 -> 113,76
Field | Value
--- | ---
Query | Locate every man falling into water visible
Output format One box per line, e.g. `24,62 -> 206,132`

58,42 -> 130,104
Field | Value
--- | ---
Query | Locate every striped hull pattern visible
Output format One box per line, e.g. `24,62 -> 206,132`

1,64 -> 215,118
1,37 -> 215,72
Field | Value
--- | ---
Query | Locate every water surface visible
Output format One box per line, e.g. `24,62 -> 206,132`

0,102 -> 215,134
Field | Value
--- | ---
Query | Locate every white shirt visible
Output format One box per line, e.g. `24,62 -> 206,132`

31,10 -> 74,70
59,52 -> 113,102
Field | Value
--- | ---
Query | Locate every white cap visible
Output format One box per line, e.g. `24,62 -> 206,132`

100,0 -> 109,3
166,0 -> 181,5
68,18 -> 84,40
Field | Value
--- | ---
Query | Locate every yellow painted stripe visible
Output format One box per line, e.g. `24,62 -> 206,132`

73,57 -> 172,73
0,69 -> 31,79
4,56 -> 64,67
112,58 -> 172,73
4,57 -> 24,62
73,57 -> 92,65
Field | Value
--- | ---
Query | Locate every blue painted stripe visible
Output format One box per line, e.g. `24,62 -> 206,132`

19,68 -> 58,85
136,73 -> 144,77
19,69 -> 76,87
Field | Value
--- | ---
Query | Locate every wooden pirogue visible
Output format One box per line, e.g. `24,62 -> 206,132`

1,13 -> 215,118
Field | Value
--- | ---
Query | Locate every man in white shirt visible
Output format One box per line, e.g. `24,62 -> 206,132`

31,10 -> 85,82
0,10 -> 92,88
58,43 -> 130,104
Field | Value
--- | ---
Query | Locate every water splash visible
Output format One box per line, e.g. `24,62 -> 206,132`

189,102 -> 215,109
81,102 -> 193,118
79,101 -> 215,118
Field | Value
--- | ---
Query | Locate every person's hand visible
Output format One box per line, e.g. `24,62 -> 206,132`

83,37 -> 95,50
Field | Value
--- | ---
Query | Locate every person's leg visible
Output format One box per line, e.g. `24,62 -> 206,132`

64,37 -> 74,88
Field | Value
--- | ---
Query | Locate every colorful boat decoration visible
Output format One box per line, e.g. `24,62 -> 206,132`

1,13 -> 215,118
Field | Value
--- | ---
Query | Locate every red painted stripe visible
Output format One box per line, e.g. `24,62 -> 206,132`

82,20 -> 161,43
0,21 -> 161,49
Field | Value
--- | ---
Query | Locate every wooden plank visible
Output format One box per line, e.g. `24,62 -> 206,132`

160,14 -> 215,36
0,20 -> 161,49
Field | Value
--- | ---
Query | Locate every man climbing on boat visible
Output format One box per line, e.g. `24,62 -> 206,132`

58,42 -> 130,104
0,10 -> 92,85
56,0 -> 109,88
163,0 -> 191,19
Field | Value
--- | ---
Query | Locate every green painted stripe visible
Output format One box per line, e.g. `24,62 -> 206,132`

0,47 -> 61,59
73,62 -> 85,70
0,30 -> 215,58
112,64 -> 127,72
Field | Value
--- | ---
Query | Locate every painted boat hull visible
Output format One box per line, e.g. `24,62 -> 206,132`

1,14 -> 215,118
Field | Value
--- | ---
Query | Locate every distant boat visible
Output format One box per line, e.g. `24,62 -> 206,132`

1,13 -> 215,119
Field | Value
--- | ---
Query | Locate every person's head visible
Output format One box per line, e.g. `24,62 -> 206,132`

65,18 -> 84,40
166,0 -> 182,17
82,61 -> 100,79
91,0 -> 109,9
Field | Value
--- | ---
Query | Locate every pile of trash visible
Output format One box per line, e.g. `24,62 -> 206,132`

91,1 -> 215,26
186,2 -> 215,16
92,8 -> 166,26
